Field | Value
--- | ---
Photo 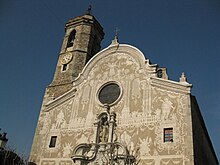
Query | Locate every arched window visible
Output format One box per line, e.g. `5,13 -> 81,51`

62,64 -> 68,71
67,30 -> 76,48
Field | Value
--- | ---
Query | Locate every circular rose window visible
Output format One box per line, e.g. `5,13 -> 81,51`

98,83 -> 121,105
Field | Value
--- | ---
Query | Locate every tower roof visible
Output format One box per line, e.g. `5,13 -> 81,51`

65,13 -> 104,38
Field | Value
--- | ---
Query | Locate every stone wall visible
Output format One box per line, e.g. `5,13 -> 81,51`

191,96 -> 218,165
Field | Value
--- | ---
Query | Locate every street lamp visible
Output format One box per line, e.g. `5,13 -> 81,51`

0,132 -> 8,150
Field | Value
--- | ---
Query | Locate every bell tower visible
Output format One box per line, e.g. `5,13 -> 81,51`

48,12 -> 104,98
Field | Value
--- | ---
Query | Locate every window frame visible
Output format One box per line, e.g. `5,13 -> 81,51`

49,136 -> 57,148
164,128 -> 173,143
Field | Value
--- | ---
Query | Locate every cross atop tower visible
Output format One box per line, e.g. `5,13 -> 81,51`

86,4 -> 92,15
114,27 -> 120,38
111,27 -> 120,45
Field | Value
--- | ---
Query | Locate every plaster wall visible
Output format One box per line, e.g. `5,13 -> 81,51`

29,44 -> 194,165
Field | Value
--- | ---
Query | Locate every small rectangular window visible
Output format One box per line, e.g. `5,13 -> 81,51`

49,136 -> 57,148
164,128 -> 173,142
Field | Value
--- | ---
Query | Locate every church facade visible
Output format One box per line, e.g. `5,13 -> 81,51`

29,12 -> 218,165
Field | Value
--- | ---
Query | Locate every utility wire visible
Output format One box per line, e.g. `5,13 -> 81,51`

38,0 -> 64,25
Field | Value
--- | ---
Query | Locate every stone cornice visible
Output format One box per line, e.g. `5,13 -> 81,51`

151,77 -> 192,94
44,88 -> 76,112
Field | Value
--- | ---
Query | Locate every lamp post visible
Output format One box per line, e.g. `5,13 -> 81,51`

0,132 -> 8,150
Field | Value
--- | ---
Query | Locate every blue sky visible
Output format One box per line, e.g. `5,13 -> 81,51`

0,0 -> 219,160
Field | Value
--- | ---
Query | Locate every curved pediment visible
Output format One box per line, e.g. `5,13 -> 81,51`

73,43 -> 157,86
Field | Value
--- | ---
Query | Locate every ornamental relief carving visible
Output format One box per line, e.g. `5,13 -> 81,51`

152,87 -> 189,158
43,128 -> 96,158
116,126 -> 155,157
39,99 -> 73,134
41,160 -> 55,165
89,53 -> 141,82
160,158 -> 183,165
65,53 -> 148,129
44,52 -> 189,132
138,157 -> 184,165
59,161 -> 73,165
39,52 -> 190,164
139,159 -> 155,165
114,87 -> 188,161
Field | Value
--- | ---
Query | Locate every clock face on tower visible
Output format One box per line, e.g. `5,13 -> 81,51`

61,52 -> 73,64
